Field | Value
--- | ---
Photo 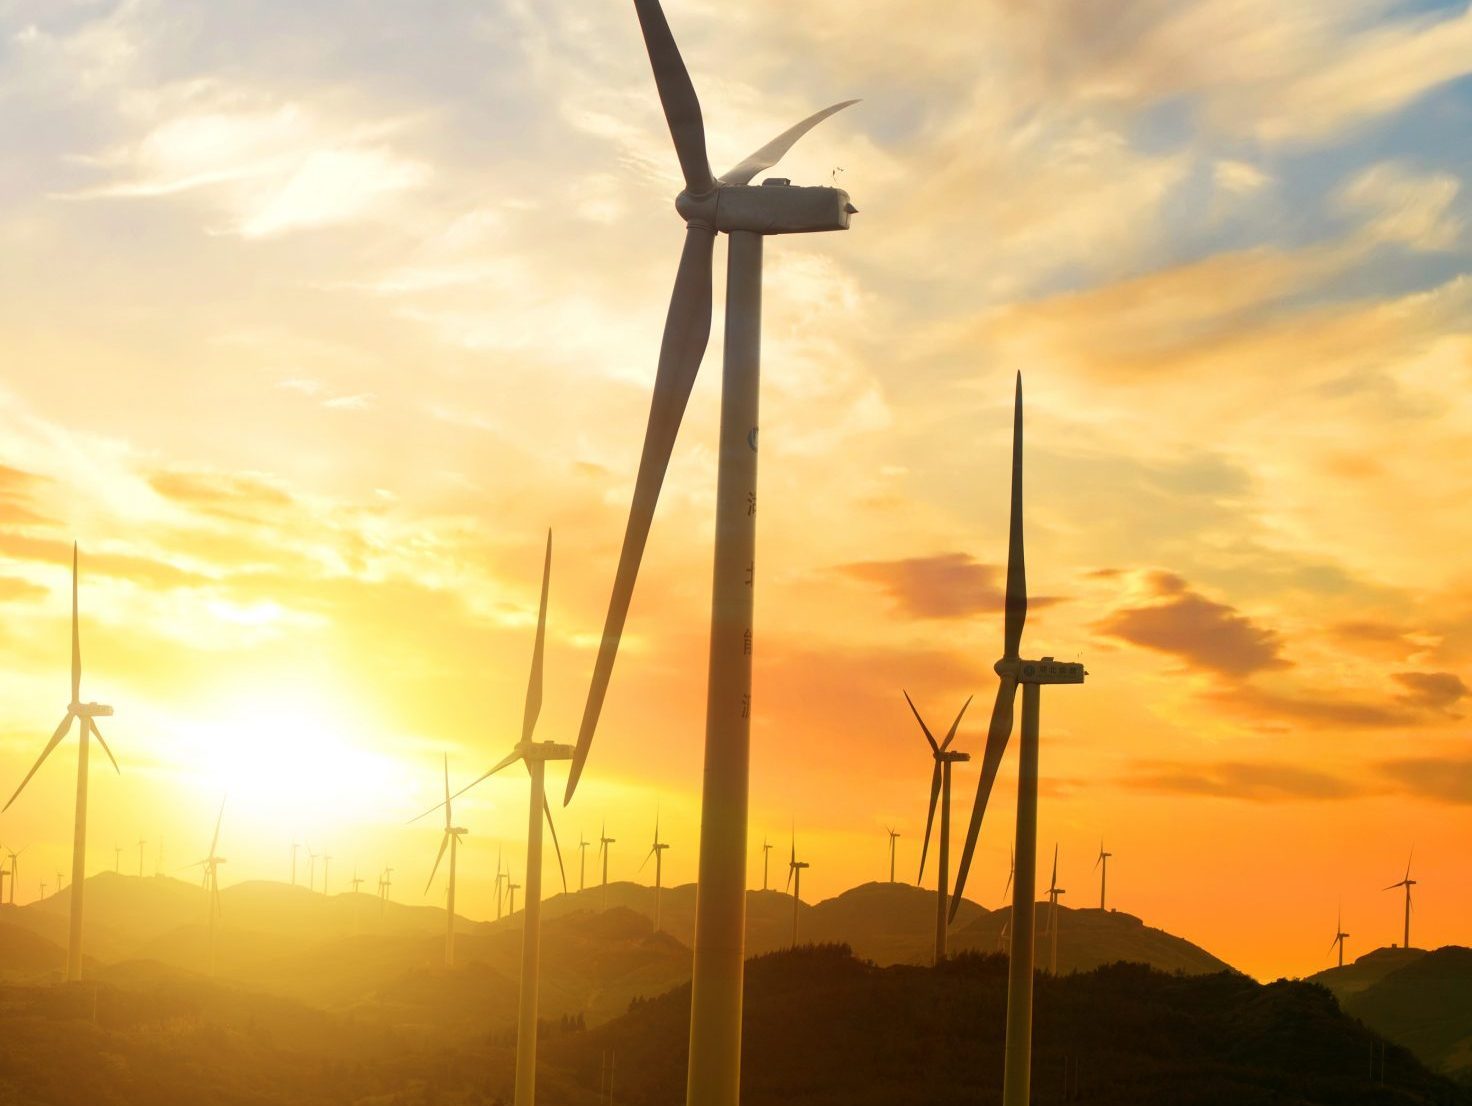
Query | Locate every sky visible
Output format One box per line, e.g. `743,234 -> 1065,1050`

0,0 -> 1469,982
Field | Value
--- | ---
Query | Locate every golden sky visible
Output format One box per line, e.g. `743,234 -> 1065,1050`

1,0 -> 1470,981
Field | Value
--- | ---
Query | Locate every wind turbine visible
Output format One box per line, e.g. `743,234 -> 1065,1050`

3,544 -> 119,981
508,878 -> 521,915
495,846 -> 508,920
136,838 -> 146,877
641,810 -> 671,932
114,845 -> 121,873
1094,841 -> 1112,910
908,691 -> 972,963
190,799 -> 226,977
599,822 -> 616,911
1330,905 -> 1350,968
950,374 -> 1087,1106
998,847 -> 1014,951
1385,852 -> 1417,949
579,832 -> 590,893
786,832 -> 809,948
1044,845 -> 1065,975
423,530 -> 568,1106
885,827 -> 900,883
306,845 -> 318,893
350,869 -> 364,895
7,849 -> 22,905
420,755 -> 468,967
560,5 -> 858,1102
380,867 -> 394,915
761,836 -> 772,891
322,854 -> 333,896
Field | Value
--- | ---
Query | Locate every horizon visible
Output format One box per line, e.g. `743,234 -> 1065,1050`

2,0 -> 1471,993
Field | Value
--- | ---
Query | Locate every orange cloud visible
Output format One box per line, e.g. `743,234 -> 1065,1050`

839,553 -> 1063,620
1128,759 -> 1370,801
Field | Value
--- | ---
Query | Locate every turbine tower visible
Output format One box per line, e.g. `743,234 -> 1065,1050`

579,832 -> 590,893
7,849 -> 22,905
761,836 -> 772,892
885,827 -> 900,883
599,822 -> 616,911
426,531 -> 568,1106
137,838 -> 146,877
113,845 -> 121,873
495,846 -> 508,920
190,799 -> 226,977
306,845 -> 318,893
1384,852 -> 1417,949
786,832 -> 809,948
1330,905 -> 1350,968
908,691 -> 972,963
1045,845 -> 1065,975
507,878 -> 521,915
420,755 -> 468,967
561,6 -> 858,1103
950,374 -> 1087,1106
3,544 -> 119,982
1094,841 -> 1112,910
641,810 -> 671,932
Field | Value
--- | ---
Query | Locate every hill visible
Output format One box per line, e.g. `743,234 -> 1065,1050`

1314,947 -> 1472,1083
546,945 -> 1471,1105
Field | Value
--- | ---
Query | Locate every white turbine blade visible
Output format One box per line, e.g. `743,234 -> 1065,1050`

903,690 -> 940,754
542,792 -> 568,894
425,832 -> 451,894
89,719 -> 120,774
719,99 -> 860,185
521,530 -> 552,745
442,753 -> 452,830
3,713 -> 74,812
71,543 -> 81,703
209,797 -> 225,858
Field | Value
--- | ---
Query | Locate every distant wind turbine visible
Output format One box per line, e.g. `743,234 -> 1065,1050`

3,544 -> 120,981
559,5 -> 860,1101
7,849 -> 22,905
1384,852 -> 1417,949
599,822 -> 616,911
306,845 -> 318,893
885,827 -> 900,884
950,374 -> 1088,1106
641,809 -> 671,932
1045,845 -> 1065,975
997,846 -> 1015,952
350,869 -> 363,894
114,845 -> 121,873
908,691 -> 972,964
1094,841 -> 1112,911
1330,905 -> 1350,968
508,878 -> 521,915
189,798 -> 226,977
424,531 -> 569,1106
495,846 -> 508,920
786,831 -> 809,948
420,755 -> 468,967
579,832 -> 590,893
137,839 -> 146,878
761,836 -> 772,892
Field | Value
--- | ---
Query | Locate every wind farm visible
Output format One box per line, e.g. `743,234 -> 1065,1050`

2,0 -> 1471,1104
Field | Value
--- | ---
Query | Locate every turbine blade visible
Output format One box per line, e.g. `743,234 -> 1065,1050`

71,543 -> 81,702
719,100 -> 860,186
565,224 -> 716,803
543,792 -> 568,894
949,675 -> 1019,919
785,863 -> 794,893
917,761 -> 942,883
422,747 -> 527,821
521,530 -> 552,745
939,695 -> 973,752
632,0 -> 714,194
903,690 -> 939,754
1050,843 -> 1058,891
425,832 -> 450,894
639,845 -> 655,874
4,713 -> 74,812
1004,372 -> 1027,659
89,719 -> 120,774
443,754 -> 451,830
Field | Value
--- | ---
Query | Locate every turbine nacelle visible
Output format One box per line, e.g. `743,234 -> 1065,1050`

996,657 -> 1087,685
72,702 -> 113,717
676,179 -> 856,236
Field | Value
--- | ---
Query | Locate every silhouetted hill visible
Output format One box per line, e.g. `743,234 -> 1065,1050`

950,903 -> 1233,975
545,945 -> 1470,1105
805,881 -> 985,964
1318,947 -> 1472,1082
0,923 -> 67,981
1313,945 -> 1429,1000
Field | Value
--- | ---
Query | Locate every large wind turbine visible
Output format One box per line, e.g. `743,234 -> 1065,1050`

950,374 -> 1087,1106
190,799 -> 226,977
1094,841 -> 1112,911
1385,853 -> 1417,949
426,530 -> 568,1106
3,544 -> 119,982
761,836 -> 772,892
908,691 -> 972,964
420,755 -> 467,967
1045,845 -> 1065,975
641,810 -> 671,932
598,822 -> 616,911
885,827 -> 900,884
560,5 -> 858,1102
1330,906 -> 1350,968
786,833 -> 809,948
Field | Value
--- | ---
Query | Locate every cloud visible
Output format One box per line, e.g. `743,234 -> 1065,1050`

1379,756 -> 1472,805
147,469 -> 295,524
1337,161 -> 1463,251
0,531 -> 206,589
1391,671 -> 1467,715
0,463 -> 56,527
839,552 -> 1063,620
1203,684 -> 1412,729
1127,759 -> 1370,801
0,575 -> 47,602
1095,571 -> 1288,676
